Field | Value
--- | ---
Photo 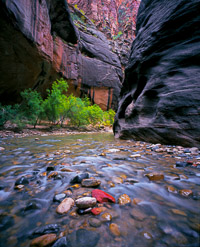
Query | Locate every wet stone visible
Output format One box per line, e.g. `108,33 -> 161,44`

46,166 -> 55,171
101,213 -> 112,222
118,194 -> 131,205
166,185 -> 178,194
48,172 -> 58,179
77,207 -> 92,215
30,233 -> 57,247
112,177 -> 123,184
171,209 -> 187,216
81,179 -> 101,187
53,193 -> 66,203
132,198 -> 142,205
75,197 -> 97,209
91,208 -> 102,215
0,214 -> 14,231
56,198 -> 74,214
142,231 -> 152,240
175,161 -> 189,167
52,237 -> 68,247
92,189 -> 115,203
89,218 -> 101,228
125,178 -> 139,184
109,223 -> 121,236
145,173 -> 164,181
32,224 -> 60,237
15,176 -> 29,186
130,209 -> 146,221
179,189 -> 193,197
24,201 -> 40,211
70,173 -> 89,184
72,229 -> 100,247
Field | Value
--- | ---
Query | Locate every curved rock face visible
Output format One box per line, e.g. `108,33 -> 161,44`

0,0 -> 122,110
114,0 -> 200,147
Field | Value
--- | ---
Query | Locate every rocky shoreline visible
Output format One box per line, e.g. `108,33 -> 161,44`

0,125 -> 113,139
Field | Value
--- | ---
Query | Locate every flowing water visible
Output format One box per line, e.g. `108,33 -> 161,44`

0,133 -> 199,247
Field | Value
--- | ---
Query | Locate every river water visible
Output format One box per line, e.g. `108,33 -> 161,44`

0,133 -> 199,247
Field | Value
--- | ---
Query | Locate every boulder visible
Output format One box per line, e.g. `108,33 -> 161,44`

114,0 -> 200,147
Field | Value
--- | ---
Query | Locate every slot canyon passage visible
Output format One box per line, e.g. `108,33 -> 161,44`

0,0 -> 200,247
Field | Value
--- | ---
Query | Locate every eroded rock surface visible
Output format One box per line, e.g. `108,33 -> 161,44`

114,0 -> 200,147
0,0 -> 122,110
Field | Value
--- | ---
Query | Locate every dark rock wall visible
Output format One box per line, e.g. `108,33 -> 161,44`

114,0 -> 200,147
0,0 -> 122,110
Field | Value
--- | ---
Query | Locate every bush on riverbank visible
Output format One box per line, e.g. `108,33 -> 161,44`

0,79 -> 115,130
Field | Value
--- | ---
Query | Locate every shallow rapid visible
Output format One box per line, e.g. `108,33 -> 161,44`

0,133 -> 199,247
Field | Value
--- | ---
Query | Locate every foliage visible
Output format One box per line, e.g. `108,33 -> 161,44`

20,89 -> 43,128
0,104 -> 20,127
87,104 -> 103,126
103,109 -> 116,126
43,79 -> 68,124
0,78 -> 116,129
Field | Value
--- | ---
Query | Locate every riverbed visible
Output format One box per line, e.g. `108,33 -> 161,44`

0,133 -> 199,247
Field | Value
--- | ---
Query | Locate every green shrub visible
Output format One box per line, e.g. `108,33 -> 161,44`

87,104 -> 104,126
103,109 -> 115,126
0,104 -> 20,127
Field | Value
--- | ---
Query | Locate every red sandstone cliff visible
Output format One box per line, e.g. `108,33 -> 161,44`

67,0 -> 140,40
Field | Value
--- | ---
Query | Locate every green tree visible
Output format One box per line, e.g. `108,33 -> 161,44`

43,78 -> 68,125
20,89 -> 44,128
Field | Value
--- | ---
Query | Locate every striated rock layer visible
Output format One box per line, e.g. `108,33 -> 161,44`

114,0 -> 200,147
68,0 -> 140,66
0,0 -> 122,110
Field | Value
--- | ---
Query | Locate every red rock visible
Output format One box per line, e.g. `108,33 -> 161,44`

92,189 -> 115,203
91,208 -> 102,215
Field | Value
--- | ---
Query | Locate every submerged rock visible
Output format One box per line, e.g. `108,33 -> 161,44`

75,197 -> 97,209
0,214 -> 14,231
81,179 -> 101,187
70,173 -> 89,184
53,193 -> 66,203
179,189 -> 193,197
109,223 -> 121,236
68,229 -> 100,247
91,208 -> 102,215
89,218 -> 101,228
30,234 -> 57,247
77,208 -> 92,215
118,194 -> 131,205
32,224 -> 60,237
92,189 -> 115,203
145,173 -> 164,181
15,176 -> 29,186
52,237 -> 68,247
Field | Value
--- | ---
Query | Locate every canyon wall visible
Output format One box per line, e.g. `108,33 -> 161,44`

0,0 -> 123,110
68,0 -> 140,66
114,0 -> 200,147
